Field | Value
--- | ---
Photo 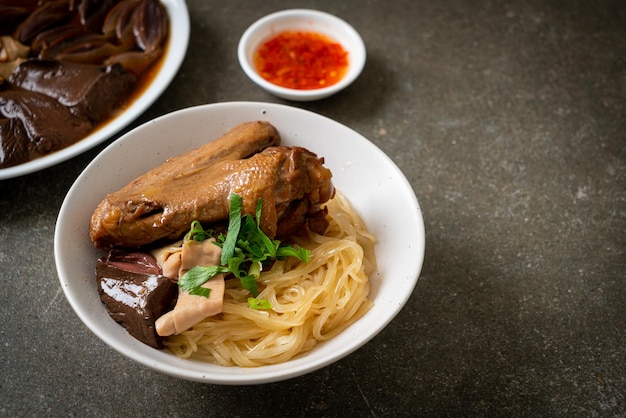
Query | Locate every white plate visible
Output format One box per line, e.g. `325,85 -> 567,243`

0,0 -> 190,180
54,102 -> 425,384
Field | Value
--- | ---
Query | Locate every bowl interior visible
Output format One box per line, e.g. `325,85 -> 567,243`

0,0 -> 190,180
238,9 -> 366,101
55,102 -> 424,384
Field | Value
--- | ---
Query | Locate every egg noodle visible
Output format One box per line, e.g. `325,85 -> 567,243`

163,192 -> 376,367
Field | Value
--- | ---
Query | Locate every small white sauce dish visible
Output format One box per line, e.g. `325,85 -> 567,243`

237,9 -> 366,101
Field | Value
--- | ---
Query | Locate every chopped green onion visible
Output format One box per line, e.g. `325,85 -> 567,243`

248,297 -> 273,310
177,194 -> 311,305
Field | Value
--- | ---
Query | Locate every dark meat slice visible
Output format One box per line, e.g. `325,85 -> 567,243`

0,87 -> 92,155
10,60 -> 136,122
96,252 -> 177,348
89,121 -> 334,250
0,117 -> 29,168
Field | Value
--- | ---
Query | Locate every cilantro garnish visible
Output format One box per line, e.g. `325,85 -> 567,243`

177,194 -> 310,309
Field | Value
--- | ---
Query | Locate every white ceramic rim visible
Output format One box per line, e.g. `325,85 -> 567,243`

55,101 -> 424,384
0,0 -> 190,180
237,9 -> 366,101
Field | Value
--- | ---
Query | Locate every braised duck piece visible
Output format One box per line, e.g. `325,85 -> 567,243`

0,117 -> 29,167
0,87 -> 92,160
10,60 -> 136,122
89,121 -> 335,250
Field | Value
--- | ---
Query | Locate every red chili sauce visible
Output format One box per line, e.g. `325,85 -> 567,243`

253,31 -> 349,90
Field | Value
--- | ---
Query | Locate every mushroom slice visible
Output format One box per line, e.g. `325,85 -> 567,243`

133,0 -> 167,53
0,36 -> 30,62
155,238 -> 226,336
102,0 -> 140,47
13,0 -> 73,44
155,275 -> 225,337
151,240 -> 183,280
105,47 -> 161,75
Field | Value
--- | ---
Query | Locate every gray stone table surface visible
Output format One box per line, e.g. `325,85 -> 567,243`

1,0 -> 624,416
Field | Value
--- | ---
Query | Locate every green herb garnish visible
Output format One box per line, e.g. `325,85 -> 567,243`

186,220 -> 212,242
220,194 -> 243,265
248,297 -> 273,310
178,265 -> 231,293
177,194 -> 310,309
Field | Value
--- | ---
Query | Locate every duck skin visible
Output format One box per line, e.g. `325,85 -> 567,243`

89,121 -> 334,250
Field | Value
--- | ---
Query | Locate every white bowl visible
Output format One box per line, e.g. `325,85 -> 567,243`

238,9 -> 366,101
55,102 -> 424,384
0,0 -> 190,180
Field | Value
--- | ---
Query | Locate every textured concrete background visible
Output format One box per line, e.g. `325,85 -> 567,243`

1,0 -> 624,416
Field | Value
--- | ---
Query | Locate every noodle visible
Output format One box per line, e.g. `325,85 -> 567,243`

163,192 -> 377,367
